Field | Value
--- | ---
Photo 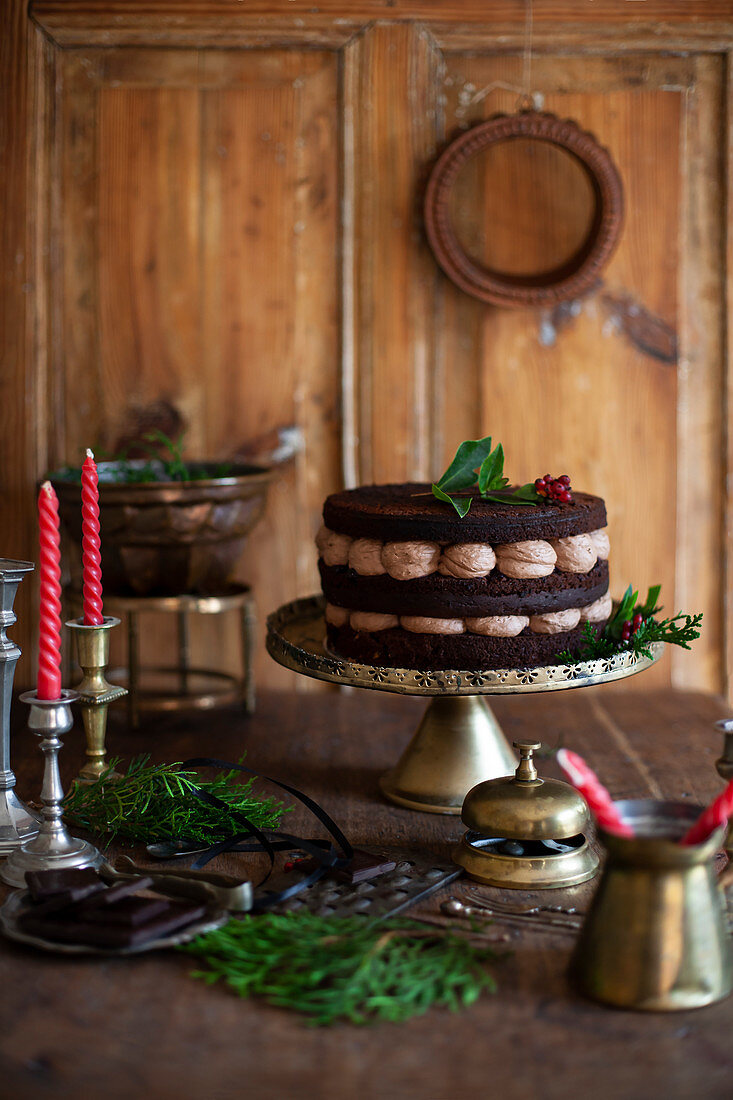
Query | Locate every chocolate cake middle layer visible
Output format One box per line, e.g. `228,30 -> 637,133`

320,559 -> 609,618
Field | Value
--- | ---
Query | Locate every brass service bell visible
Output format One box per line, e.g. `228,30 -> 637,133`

453,740 -> 599,889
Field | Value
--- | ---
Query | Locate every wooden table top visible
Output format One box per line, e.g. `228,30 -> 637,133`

1,685 -> 733,1100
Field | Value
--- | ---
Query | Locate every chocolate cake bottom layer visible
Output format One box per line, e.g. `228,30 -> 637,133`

326,621 -> 605,672
320,559 -> 608,617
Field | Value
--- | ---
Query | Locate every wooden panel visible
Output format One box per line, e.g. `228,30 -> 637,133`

427,53 -> 722,691
199,51 -> 339,689
343,23 -> 443,484
676,55 -> 725,693
55,49 -> 339,691
0,2 -> 53,688
30,1 -> 733,51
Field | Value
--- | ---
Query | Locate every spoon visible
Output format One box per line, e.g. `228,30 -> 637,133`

441,897 -> 581,933
146,839 -> 210,859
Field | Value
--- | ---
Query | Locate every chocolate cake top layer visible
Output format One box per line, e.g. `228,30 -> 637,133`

323,483 -> 606,543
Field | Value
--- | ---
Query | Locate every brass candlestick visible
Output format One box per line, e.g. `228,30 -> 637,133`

0,690 -> 103,888
66,617 -> 127,783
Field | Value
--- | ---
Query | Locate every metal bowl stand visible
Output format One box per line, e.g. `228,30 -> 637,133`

266,596 -> 664,816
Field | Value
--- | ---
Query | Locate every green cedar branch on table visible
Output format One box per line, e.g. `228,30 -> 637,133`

181,912 -> 497,1026
63,755 -> 289,846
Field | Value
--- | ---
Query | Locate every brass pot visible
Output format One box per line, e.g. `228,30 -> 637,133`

571,799 -> 732,1011
51,462 -> 272,597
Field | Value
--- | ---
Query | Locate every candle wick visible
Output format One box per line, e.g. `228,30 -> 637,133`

86,448 -> 95,460
40,480 -> 53,494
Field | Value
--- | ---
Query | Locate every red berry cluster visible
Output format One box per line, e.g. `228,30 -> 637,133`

621,612 -> 644,643
534,473 -> 573,503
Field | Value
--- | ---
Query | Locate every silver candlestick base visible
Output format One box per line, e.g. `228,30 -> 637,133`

0,690 -> 103,888
0,559 -> 40,853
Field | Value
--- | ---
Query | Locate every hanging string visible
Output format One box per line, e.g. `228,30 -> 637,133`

517,0 -> 535,111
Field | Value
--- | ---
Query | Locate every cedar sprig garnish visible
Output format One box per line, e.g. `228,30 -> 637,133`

432,437 -> 540,517
626,610 -> 703,658
554,585 -> 702,665
63,755 -> 289,845
181,912 -> 497,1026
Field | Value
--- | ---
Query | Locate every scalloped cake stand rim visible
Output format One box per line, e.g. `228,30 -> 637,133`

266,595 -> 664,697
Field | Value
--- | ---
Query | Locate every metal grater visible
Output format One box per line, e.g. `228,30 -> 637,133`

263,848 -> 461,919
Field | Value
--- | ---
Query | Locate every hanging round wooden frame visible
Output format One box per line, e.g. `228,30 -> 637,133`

424,111 -> 624,308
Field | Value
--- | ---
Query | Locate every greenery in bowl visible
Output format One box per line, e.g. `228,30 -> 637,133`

51,431 -> 234,485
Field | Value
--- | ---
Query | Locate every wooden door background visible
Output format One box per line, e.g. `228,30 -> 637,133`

3,2 -> 733,698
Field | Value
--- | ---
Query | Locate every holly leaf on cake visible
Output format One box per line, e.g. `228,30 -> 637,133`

432,437 -> 541,516
431,481 -> 473,518
431,436 -> 497,516
477,443 -> 507,495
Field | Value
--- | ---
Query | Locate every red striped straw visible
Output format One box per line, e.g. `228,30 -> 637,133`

556,748 -> 634,838
679,780 -> 733,846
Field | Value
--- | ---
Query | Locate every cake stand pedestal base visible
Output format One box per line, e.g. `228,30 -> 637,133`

379,696 -> 516,814
266,597 -> 664,818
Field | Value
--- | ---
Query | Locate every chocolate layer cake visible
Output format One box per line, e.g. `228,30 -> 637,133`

317,483 -> 611,670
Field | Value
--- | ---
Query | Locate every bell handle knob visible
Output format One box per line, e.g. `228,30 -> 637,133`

512,739 -> 541,783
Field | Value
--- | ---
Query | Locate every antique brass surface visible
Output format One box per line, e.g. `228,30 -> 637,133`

67,617 -> 127,783
266,596 -> 664,696
461,740 -> 590,839
571,799 -> 732,1011
454,741 -> 599,888
715,719 -> 733,858
65,587 -> 255,729
379,696 -> 516,814
0,691 -> 103,888
266,596 -> 663,815
53,462 -> 271,597
454,831 -> 598,889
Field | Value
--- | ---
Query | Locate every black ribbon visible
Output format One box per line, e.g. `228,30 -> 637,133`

177,757 -> 354,909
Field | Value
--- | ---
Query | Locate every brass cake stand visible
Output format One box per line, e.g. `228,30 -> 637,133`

266,596 -> 664,815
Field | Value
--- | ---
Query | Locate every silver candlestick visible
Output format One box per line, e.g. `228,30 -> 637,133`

0,558 -> 40,853
0,689 -> 103,888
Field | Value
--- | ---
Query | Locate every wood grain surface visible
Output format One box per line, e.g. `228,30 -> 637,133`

1,685 -> 732,1100
3,2 -> 732,703
29,1 -> 733,51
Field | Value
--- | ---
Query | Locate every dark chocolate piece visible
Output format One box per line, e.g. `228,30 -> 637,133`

84,896 -> 170,928
25,867 -> 102,902
19,899 -> 207,949
73,877 -> 154,914
22,886 -> 106,921
332,849 -> 397,884
320,559 -> 609,618
323,483 -> 606,544
326,619 -> 605,671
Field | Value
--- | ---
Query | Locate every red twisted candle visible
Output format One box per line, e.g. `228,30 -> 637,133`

556,748 -> 634,838
680,779 -> 733,846
37,481 -> 62,700
81,448 -> 104,626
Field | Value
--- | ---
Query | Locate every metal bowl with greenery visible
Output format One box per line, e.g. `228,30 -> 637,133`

50,434 -> 272,597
